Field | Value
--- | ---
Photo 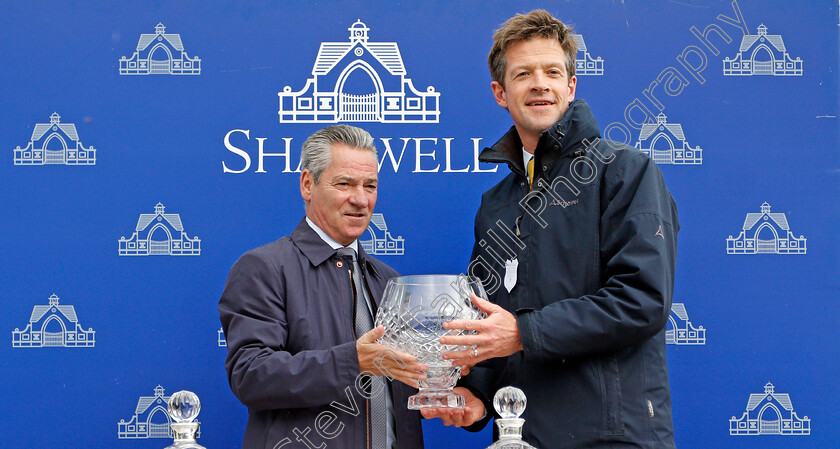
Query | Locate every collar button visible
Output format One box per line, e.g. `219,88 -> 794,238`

336,261 -> 344,268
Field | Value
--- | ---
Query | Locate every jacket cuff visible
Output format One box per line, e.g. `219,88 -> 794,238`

338,340 -> 364,387
516,308 -> 543,363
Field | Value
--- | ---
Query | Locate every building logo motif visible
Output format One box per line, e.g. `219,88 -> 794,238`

119,203 -> 201,256
118,386 -> 202,439
218,327 -> 226,347
119,23 -> 201,75
572,34 -> 604,75
278,20 -> 439,123
359,213 -> 404,255
726,202 -> 806,254
635,113 -> 702,165
666,303 -> 705,345
730,383 -> 810,435
13,113 -> 96,165
12,294 -> 95,347
723,24 -> 802,76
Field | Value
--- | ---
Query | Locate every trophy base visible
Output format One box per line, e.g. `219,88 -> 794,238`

408,391 -> 465,409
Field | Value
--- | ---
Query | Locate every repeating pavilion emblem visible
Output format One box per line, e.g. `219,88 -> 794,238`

13,113 -> 96,165
278,20 -> 439,123
730,383 -> 810,435
218,327 -> 226,347
118,386 -> 202,439
119,23 -> 201,75
726,202 -> 806,254
635,113 -> 702,165
723,24 -> 802,76
119,203 -> 201,256
12,294 -> 95,348
360,213 -> 404,255
666,303 -> 705,345
572,34 -> 604,75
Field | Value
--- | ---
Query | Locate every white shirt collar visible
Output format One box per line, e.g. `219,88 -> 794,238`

306,217 -> 358,252
522,146 -> 534,181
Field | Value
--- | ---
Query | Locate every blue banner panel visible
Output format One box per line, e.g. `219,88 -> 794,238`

0,1 -> 837,448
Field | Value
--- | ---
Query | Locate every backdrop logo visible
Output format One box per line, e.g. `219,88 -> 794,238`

119,23 -> 201,75
573,34 -> 604,75
118,386 -> 202,439
635,113 -> 703,165
12,294 -> 95,347
667,303 -> 705,345
359,213 -> 404,255
723,24 -> 802,76
726,202 -> 806,254
118,203 -> 201,256
218,327 -> 226,347
278,19 -> 440,123
602,0 -> 749,145
730,383 -> 811,435
13,112 -> 96,165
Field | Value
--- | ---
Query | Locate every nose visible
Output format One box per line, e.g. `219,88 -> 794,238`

531,72 -> 549,92
348,186 -> 369,208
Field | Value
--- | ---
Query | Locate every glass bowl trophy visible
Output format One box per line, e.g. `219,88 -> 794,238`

164,390 -> 205,449
487,386 -> 537,449
375,274 -> 486,409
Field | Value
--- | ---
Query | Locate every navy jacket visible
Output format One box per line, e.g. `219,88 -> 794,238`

461,100 -> 678,448
219,218 -> 423,449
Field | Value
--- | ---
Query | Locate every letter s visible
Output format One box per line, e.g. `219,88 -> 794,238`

223,129 -> 252,174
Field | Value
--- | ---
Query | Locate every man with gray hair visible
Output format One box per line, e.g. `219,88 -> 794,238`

220,125 -> 425,449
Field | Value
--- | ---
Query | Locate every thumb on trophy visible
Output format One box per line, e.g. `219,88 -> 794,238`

359,325 -> 386,344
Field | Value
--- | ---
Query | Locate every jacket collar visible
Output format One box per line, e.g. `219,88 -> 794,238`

290,217 -> 381,277
479,99 -> 601,175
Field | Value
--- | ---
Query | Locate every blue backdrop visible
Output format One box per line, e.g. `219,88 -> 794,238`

1,1 -> 837,448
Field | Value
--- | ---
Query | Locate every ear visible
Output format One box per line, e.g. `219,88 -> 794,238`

300,169 -> 313,203
491,80 -> 508,109
567,75 -> 577,102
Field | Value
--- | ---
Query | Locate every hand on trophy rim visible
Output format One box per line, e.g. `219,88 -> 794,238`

419,387 -> 485,427
357,326 -> 429,388
439,294 -> 523,367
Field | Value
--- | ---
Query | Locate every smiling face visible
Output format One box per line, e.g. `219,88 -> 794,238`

301,143 -> 378,246
491,37 -> 577,153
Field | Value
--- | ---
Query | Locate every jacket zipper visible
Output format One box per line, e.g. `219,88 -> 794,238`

347,268 -> 359,334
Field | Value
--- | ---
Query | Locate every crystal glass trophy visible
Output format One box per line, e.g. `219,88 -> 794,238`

164,390 -> 205,449
486,386 -> 537,449
375,274 -> 486,409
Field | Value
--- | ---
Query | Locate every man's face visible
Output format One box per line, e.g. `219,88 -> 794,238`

301,143 -> 378,246
491,37 -> 577,152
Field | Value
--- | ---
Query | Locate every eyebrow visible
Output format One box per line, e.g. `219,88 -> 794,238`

332,175 -> 378,183
509,61 -> 567,73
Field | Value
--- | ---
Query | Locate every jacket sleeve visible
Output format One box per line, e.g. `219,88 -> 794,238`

517,152 -> 679,362
218,249 -> 361,411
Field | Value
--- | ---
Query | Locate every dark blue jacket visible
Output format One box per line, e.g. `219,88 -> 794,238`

461,100 -> 678,448
219,218 -> 423,449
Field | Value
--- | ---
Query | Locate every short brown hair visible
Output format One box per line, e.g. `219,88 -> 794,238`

488,10 -> 578,86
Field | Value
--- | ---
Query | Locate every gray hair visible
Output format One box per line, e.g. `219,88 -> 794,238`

301,125 -> 378,183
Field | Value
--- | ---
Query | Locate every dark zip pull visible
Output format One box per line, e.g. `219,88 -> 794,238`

347,267 -> 359,338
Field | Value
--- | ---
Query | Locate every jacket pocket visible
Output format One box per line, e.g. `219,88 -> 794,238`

597,355 -> 625,436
